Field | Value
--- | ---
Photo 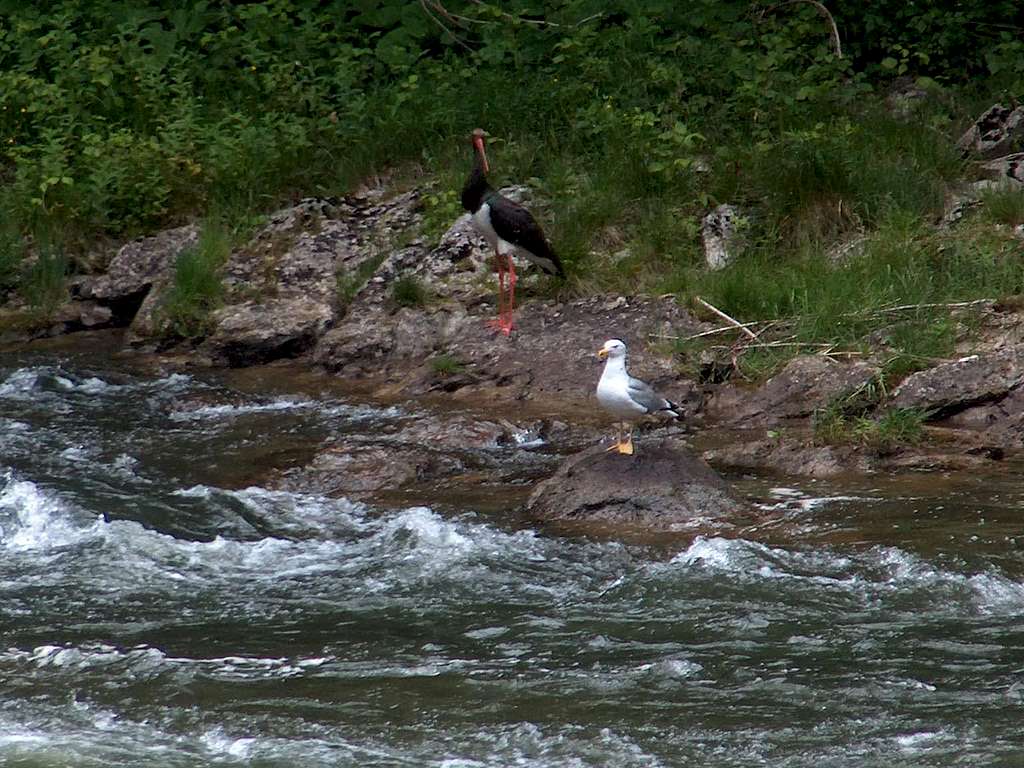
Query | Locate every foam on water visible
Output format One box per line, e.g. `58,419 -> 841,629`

168,398 -> 317,421
0,475 -> 103,551
168,397 -> 402,423
0,366 -> 190,399
665,533 -> 1024,619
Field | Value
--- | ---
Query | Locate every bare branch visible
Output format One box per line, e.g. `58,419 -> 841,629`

419,0 -> 473,49
759,0 -> 843,59
423,0 -> 603,34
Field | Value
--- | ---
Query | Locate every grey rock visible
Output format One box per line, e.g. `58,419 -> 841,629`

206,298 -> 334,366
702,204 -> 744,271
885,77 -> 932,119
705,438 -> 868,478
274,444 -> 464,498
891,347 -> 1024,415
956,105 -> 1024,159
980,153 -> 1024,185
527,439 -> 748,528
207,191 -> 422,363
706,356 -> 880,426
82,224 -> 199,304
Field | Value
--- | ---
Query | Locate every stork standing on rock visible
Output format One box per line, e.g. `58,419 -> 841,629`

596,338 -> 681,455
461,128 -> 565,336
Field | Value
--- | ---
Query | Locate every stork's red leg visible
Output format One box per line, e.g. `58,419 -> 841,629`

487,250 -> 507,332
502,255 -> 517,335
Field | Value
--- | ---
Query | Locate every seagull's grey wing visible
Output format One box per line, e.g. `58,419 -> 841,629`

626,376 -> 679,416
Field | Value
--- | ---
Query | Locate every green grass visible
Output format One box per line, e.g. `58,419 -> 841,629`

336,254 -> 387,310
19,245 -> 68,313
981,187 -> 1024,227
814,394 -> 925,451
391,275 -> 428,308
160,223 -> 231,338
861,408 -> 926,450
675,214 -> 1021,381
430,354 -> 463,376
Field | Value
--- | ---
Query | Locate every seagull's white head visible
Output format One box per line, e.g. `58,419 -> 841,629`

596,338 -> 627,360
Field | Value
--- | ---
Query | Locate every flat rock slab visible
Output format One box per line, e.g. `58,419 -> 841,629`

707,356 -> 879,426
317,295 -> 704,409
891,347 -> 1024,415
704,438 -> 868,478
527,438 -> 748,529
206,298 -> 334,366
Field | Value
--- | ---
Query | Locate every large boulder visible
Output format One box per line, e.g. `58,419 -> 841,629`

317,289 -> 704,409
704,437 -> 867,478
206,298 -> 334,366
77,224 -> 199,327
527,439 -> 748,529
205,192 -> 422,363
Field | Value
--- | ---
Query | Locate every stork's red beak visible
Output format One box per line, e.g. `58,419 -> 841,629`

474,136 -> 489,174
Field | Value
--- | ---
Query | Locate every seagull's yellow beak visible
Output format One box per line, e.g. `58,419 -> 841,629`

596,348 -> 608,360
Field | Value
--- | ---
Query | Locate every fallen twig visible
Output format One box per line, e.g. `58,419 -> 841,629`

649,320 -> 770,342
848,299 -> 993,316
695,297 -> 760,340
711,341 -> 836,350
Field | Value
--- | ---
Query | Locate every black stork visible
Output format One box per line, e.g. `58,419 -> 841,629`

461,128 -> 565,336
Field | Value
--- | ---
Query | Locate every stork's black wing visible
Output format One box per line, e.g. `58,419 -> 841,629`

487,193 -> 565,277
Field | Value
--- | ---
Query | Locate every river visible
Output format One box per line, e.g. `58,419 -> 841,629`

2,340 -> 1024,766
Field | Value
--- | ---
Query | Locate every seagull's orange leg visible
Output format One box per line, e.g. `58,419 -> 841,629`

606,422 -> 623,452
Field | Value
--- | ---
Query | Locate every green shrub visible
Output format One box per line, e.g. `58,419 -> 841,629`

0,228 -> 25,297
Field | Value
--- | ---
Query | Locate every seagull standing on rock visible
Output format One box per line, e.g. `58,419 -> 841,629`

596,339 -> 681,455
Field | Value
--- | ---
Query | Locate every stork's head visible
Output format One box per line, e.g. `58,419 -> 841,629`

471,128 -> 489,173
596,338 -> 627,360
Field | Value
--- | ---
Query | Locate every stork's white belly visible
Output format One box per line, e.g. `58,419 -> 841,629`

596,377 -> 647,420
472,203 -> 514,255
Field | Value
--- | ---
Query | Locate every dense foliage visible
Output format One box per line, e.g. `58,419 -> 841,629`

0,1 -> 1020,239
0,0 -> 1022,346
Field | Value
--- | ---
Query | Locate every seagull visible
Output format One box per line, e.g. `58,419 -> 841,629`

461,128 -> 565,336
596,338 -> 680,455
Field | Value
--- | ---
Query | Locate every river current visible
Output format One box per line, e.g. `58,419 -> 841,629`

3,342 -> 1024,766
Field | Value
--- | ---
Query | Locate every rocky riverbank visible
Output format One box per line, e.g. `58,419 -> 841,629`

4,131 -> 1024,528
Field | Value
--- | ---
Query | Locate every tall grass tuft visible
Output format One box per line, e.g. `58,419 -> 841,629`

19,243 -> 68,313
981,187 -> 1024,228
161,223 -> 231,338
